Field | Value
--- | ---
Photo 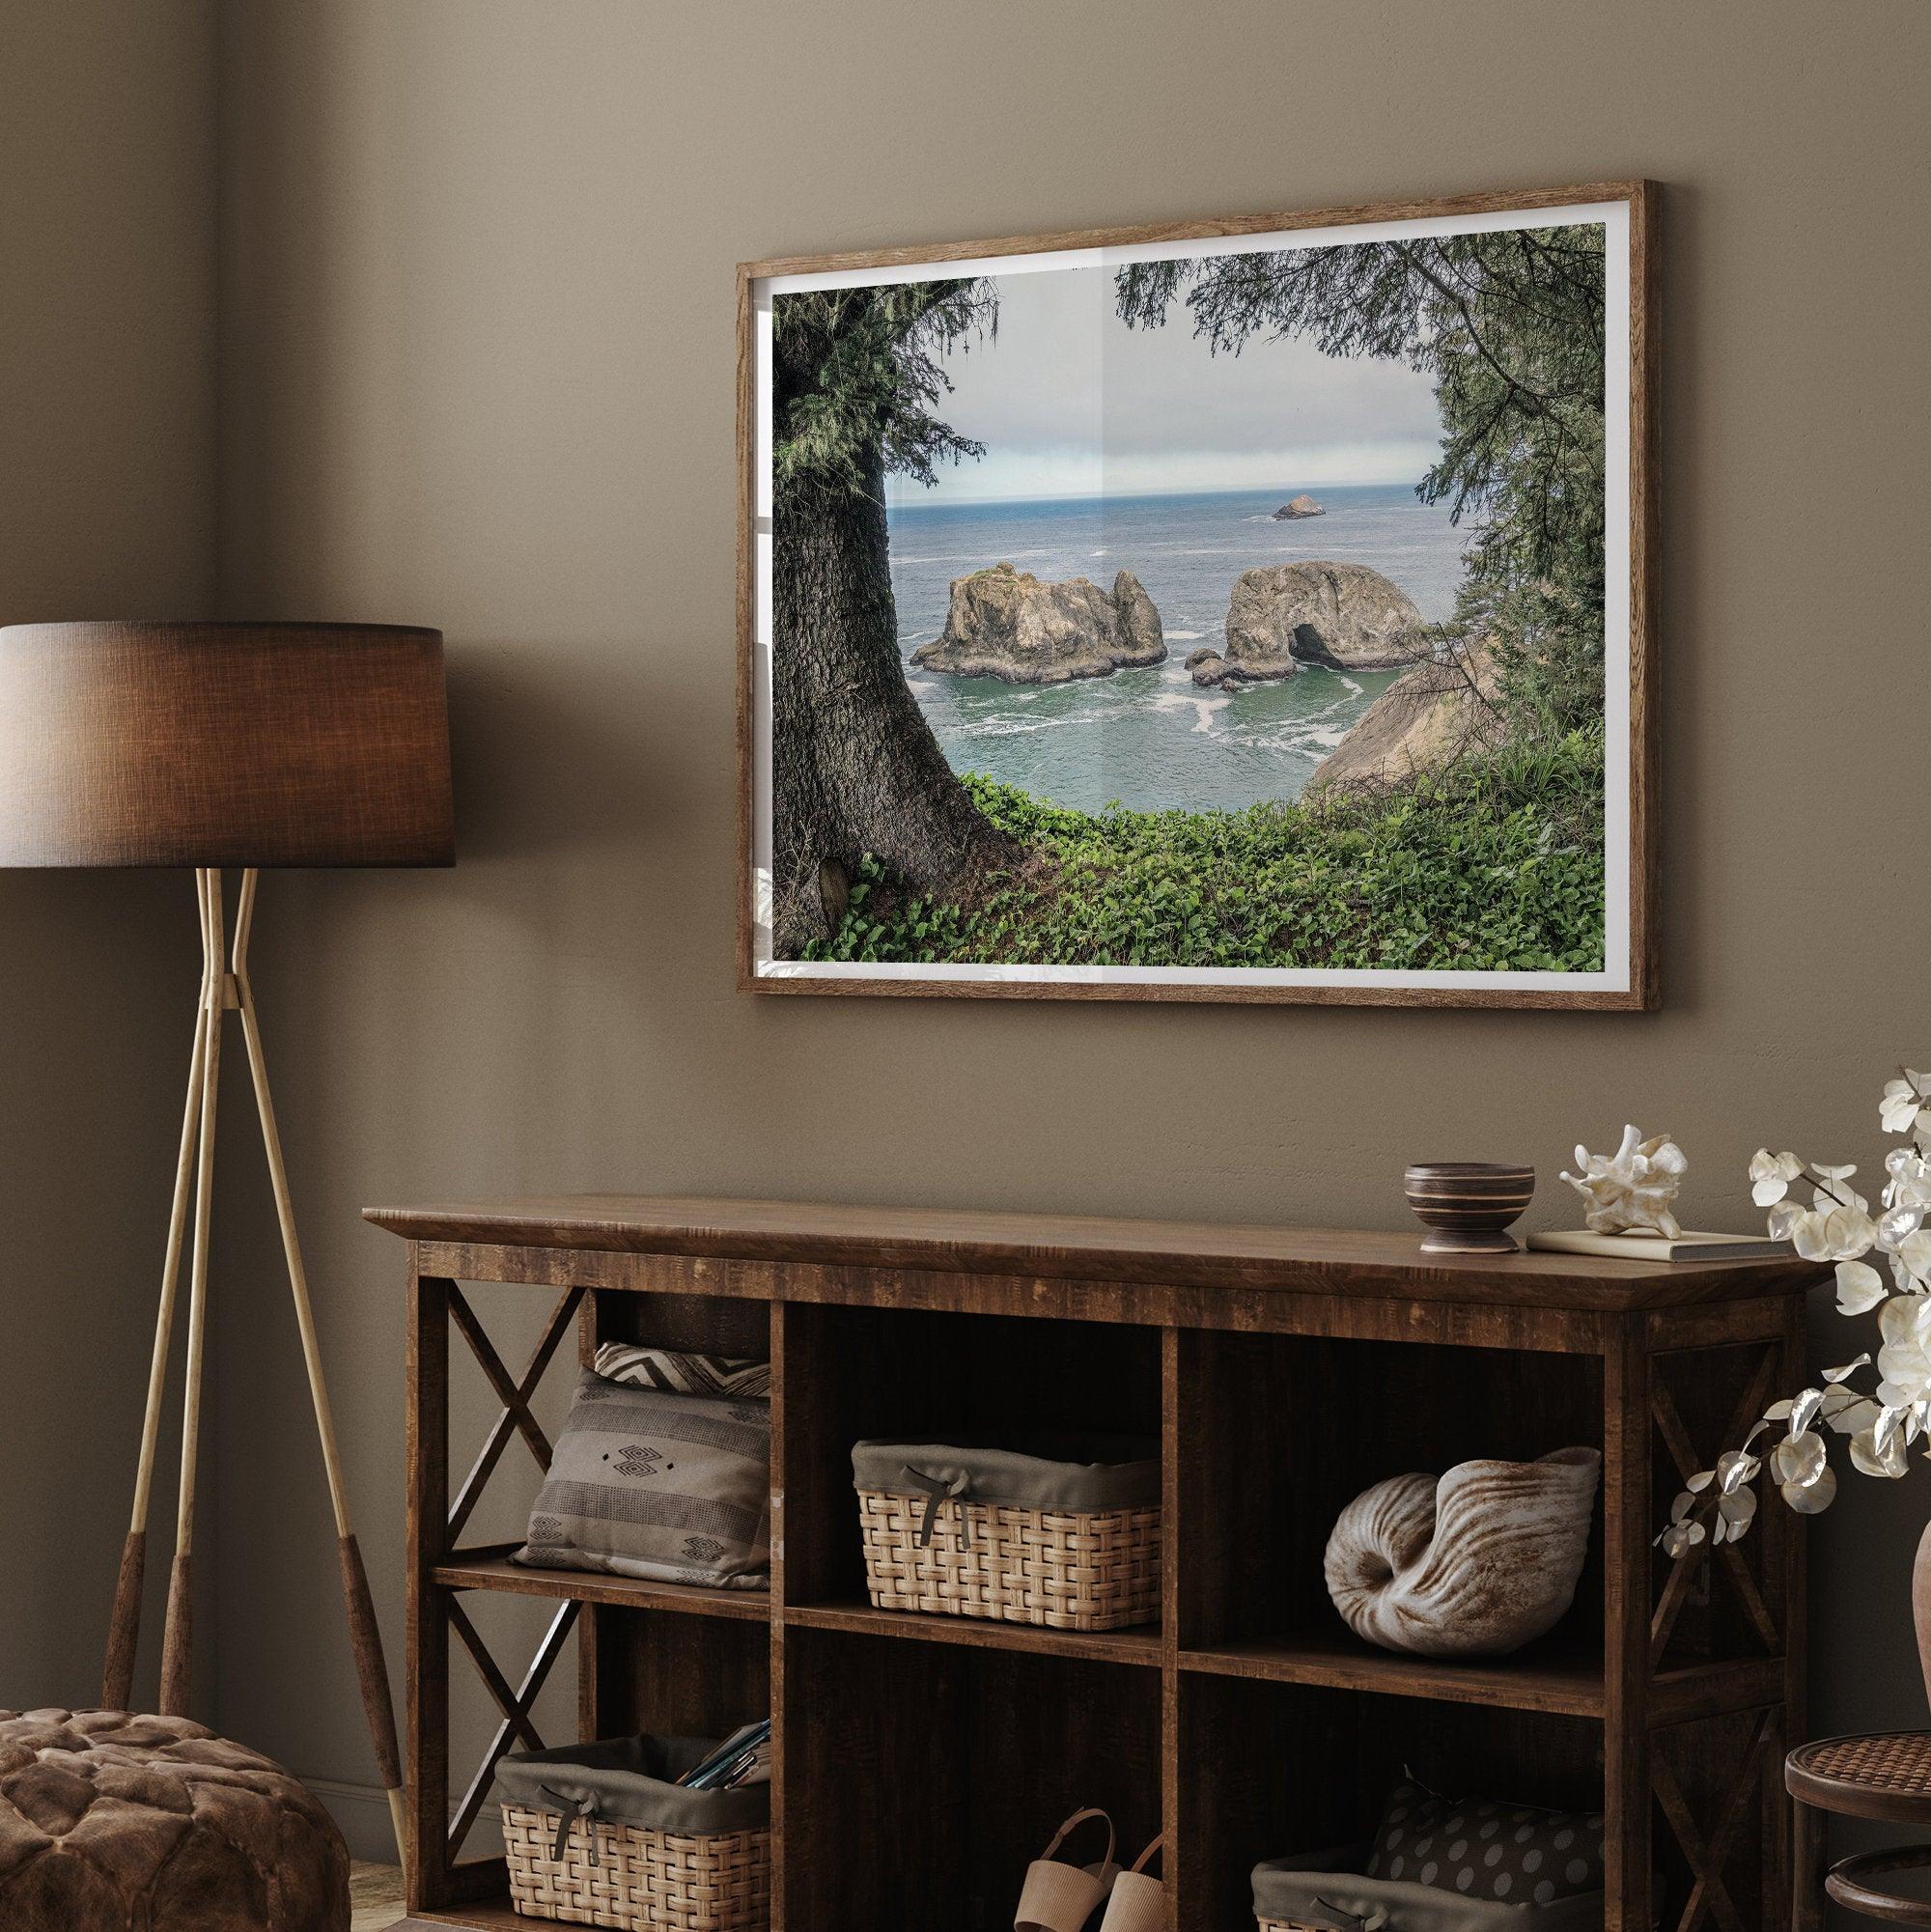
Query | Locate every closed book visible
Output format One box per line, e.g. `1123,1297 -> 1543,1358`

1528,1229 -> 1794,1263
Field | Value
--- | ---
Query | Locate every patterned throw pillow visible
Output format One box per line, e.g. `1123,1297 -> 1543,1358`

516,1368 -> 770,1590
594,1342 -> 771,1400
1367,1779 -> 1605,1903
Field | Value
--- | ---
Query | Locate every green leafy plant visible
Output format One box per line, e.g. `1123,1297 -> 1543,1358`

800,752 -> 1606,974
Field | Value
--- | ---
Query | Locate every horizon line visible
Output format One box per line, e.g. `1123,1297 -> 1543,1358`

889,480 -> 1426,510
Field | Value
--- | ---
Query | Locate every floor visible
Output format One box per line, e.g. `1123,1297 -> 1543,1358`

350,1862 -> 406,1931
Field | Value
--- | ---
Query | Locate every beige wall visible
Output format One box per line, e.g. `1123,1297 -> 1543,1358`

3,0 -> 1910,1861
0,0 -> 217,1714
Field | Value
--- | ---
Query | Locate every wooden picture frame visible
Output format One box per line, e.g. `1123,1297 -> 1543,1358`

739,182 -> 1658,1007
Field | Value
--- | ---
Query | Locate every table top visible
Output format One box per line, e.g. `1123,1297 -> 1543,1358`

363,1193 -> 1824,1311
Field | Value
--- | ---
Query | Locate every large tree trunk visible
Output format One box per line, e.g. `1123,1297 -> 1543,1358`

770,442 -> 1005,956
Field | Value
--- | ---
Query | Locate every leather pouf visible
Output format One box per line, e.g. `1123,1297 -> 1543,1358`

0,1708 -> 350,1932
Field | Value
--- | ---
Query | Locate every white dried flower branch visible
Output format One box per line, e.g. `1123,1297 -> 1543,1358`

1658,1067 -> 1931,1560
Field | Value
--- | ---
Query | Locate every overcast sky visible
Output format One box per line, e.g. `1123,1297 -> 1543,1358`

887,261 -> 1442,506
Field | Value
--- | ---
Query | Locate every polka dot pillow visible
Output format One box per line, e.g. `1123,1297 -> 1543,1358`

1366,1778 -> 1606,1903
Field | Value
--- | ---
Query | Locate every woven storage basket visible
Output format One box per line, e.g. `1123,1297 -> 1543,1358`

498,1731 -> 770,1932
501,1805 -> 770,1931
853,1436 -> 1161,1633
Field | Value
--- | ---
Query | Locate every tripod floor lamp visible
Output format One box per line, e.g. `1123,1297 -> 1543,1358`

0,620 -> 454,1863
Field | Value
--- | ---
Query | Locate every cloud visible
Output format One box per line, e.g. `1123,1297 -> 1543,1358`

895,262 -> 1444,505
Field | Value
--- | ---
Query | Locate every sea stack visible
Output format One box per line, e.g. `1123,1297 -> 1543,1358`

1271,493 -> 1326,519
1187,561 -> 1426,687
910,563 -> 1165,685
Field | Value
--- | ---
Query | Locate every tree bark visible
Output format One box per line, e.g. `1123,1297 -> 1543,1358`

770,442 -> 1005,956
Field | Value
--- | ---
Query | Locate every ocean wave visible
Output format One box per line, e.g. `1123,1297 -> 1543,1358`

1164,630 -> 1205,641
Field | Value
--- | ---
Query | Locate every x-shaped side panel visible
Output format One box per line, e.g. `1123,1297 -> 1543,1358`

447,1283 -> 584,1544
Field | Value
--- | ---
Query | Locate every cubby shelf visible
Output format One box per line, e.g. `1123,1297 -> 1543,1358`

781,1597 -> 1163,1666
433,1548 -> 770,1621
377,1193 -> 1821,1932
1179,1629 -> 1606,1717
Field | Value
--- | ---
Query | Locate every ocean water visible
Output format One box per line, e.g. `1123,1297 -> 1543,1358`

885,485 -> 1471,812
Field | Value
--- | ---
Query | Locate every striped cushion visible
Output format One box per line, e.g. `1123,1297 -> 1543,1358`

517,1369 -> 770,1590
594,1342 -> 771,1400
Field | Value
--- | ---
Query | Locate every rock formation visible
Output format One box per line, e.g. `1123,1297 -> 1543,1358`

1224,561 -> 1425,675
1271,493 -> 1325,519
910,562 -> 1165,685
1306,641 -> 1504,793
1185,562 -> 1427,688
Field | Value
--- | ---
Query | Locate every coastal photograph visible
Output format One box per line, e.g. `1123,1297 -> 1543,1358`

747,194 -> 1642,998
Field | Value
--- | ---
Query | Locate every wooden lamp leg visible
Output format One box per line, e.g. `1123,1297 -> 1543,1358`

158,869 -> 225,1719
103,870 -> 215,1711
231,869 -> 407,1866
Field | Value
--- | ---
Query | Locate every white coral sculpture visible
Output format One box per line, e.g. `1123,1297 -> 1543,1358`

1658,1066 -> 1931,1560
1560,1124 -> 1688,1236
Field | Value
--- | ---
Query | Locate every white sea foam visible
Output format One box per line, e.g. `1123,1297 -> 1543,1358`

890,548 -> 1058,566
1150,690 -> 1232,735
1164,630 -> 1205,641
949,707 -> 1127,740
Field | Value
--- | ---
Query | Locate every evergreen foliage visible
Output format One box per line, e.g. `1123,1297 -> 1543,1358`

771,281 -> 998,496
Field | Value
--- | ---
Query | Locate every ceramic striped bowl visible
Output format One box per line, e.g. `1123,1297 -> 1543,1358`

1403,1162 -> 1536,1255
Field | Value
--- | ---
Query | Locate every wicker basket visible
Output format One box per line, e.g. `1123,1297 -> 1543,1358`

502,1803 -> 770,1932
855,1486 -> 1161,1632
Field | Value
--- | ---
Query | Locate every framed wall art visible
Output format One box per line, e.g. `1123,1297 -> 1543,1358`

738,182 -> 1657,1006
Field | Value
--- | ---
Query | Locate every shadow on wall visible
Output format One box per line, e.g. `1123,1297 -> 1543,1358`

0,870 -> 204,1715
442,635 -> 694,868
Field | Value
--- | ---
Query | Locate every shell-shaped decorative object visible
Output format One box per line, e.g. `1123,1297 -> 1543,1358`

1560,1124 -> 1688,1236
1323,1447 -> 1603,1657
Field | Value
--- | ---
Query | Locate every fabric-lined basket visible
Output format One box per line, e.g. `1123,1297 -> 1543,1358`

852,1435 -> 1161,1633
1253,1842 -> 1606,1932
497,1733 -> 770,1932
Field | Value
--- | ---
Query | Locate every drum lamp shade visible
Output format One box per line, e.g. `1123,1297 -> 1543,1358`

0,621 -> 454,867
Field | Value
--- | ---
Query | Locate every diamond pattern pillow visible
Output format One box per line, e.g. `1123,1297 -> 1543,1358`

1367,1779 -> 1605,1904
516,1367 -> 770,1589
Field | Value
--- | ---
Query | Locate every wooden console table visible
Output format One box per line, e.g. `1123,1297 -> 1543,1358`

366,1195 -> 1822,1932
